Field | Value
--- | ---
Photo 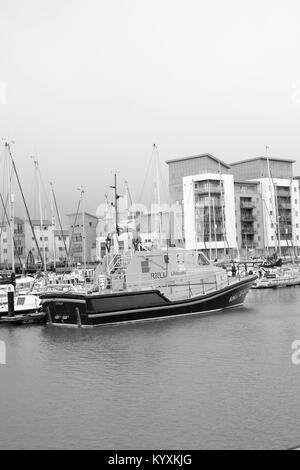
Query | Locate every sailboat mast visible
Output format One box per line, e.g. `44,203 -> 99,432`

34,159 -> 47,281
110,170 -> 120,253
218,163 -> 226,258
50,182 -> 56,270
208,181 -> 212,261
154,144 -> 162,248
78,186 -> 86,275
6,145 -> 15,272
266,145 -> 280,256
51,183 -> 69,264
213,197 -> 217,260
274,183 -> 281,258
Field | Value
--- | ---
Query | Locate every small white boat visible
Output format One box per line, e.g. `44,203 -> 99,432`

0,294 -> 42,316
252,266 -> 300,289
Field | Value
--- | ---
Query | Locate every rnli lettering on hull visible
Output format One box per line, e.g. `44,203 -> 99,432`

151,272 -> 167,280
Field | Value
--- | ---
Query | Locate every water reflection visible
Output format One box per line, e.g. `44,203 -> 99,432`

0,288 -> 300,449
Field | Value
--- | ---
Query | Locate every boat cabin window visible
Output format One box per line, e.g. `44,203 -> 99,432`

141,260 -> 150,273
176,254 -> 184,264
198,253 -> 210,265
16,297 -> 26,306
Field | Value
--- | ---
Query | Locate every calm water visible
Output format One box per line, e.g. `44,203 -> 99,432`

1,288 -> 300,450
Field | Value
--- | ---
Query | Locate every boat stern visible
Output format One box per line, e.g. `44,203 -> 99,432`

41,294 -> 88,327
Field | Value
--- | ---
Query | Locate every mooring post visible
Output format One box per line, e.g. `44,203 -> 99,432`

46,306 -> 52,324
7,284 -> 15,317
75,307 -> 82,328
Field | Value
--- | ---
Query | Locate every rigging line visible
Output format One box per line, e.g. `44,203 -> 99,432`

0,161 -> 14,231
138,148 -> 155,203
52,184 -> 69,260
67,197 -> 82,269
38,167 -> 52,218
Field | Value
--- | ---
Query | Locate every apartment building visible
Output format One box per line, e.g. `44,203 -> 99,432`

67,212 -> 98,264
231,157 -> 300,256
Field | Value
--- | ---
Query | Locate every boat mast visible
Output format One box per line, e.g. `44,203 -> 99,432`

49,182 -> 56,270
274,183 -> 281,258
155,145 -> 162,248
33,158 -> 48,282
266,146 -> 280,257
6,144 -> 15,273
78,186 -> 86,275
208,180 -> 212,260
213,197 -> 217,260
110,170 -> 120,253
51,182 -> 69,265
218,162 -> 226,258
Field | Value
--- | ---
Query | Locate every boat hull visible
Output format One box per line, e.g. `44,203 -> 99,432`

41,276 -> 257,327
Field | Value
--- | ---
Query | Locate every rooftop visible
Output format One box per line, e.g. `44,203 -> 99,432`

230,156 -> 296,166
166,153 -> 231,169
30,220 -> 52,227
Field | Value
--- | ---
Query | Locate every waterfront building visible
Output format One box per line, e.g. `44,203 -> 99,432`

67,212 -> 98,264
0,217 -> 26,269
166,153 -> 300,258
230,157 -> 300,256
234,182 -> 264,257
166,154 -> 238,258
53,229 -> 69,264
0,218 -> 70,269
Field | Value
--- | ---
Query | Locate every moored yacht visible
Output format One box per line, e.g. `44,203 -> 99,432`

41,249 -> 257,327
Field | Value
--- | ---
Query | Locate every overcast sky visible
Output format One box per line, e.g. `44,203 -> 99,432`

1,0 -> 300,217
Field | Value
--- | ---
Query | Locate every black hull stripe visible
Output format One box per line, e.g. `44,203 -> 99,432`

49,303 -> 245,328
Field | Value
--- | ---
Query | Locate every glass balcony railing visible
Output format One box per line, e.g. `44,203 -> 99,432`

240,201 -> 256,209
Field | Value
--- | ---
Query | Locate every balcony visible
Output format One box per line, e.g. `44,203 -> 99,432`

276,189 -> 290,197
194,187 -> 221,195
241,242 -> 257,249
277,203 -> 291,210
241,214 -> 255,222
240,201 -> 255,209
241,229 -> 255,235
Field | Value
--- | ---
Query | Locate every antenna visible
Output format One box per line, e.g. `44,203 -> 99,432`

77,185 -> 86,275
110,170 -> 120,251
